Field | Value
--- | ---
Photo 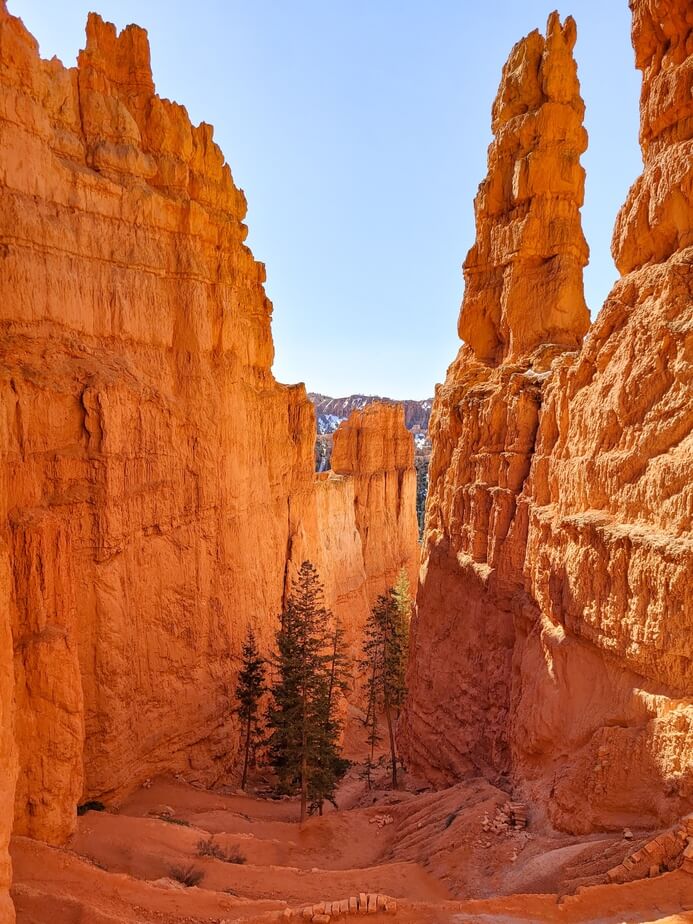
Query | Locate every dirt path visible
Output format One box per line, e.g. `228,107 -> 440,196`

9,767 -> 693,923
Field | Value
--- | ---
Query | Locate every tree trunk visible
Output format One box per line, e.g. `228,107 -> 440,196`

300,750 -> 308,823
241,715 -> 252,790
385,697 -> 397,788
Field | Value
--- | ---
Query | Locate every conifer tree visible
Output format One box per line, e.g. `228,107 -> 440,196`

267,561 -> 349,821
234,627 -> 266,790
361,584 -> 410,788
391,567 -> 413,715
311,620 -> 350,814
362,645 -> 381,789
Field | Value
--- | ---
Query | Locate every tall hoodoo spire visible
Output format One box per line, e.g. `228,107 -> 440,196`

459,12 -> 590,364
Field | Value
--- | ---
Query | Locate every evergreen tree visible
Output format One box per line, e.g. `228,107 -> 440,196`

415,453 -> 429,537
390,567 -> 413,716
361,642 -> 381,789
311,620 -> 350,814
234,627 -> 266,790
267,561 -> 349,821
361,585 -> 410,789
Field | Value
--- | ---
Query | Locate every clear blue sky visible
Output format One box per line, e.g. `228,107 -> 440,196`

9,1 -> 642,400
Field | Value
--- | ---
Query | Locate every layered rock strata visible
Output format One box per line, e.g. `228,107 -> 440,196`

403,11 -> 590,788
0,9 -> 417,901
403,3 -> 693,835
331,404 -> 420,600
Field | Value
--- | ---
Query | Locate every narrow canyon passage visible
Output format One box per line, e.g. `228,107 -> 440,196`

0,0 -> 691,922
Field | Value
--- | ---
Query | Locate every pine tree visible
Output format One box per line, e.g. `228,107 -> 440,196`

361,642 -> 381,789
311,620 -> 350,814
234,627 -> 266,790
390,568 -> 413,716
361,585 -> 410,789
267,561 -> 349,822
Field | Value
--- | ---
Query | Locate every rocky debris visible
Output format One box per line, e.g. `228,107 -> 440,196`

147,806 -> 176,819
369,814 -> 394,830
607,815 -> 693,884
275,893 -> 397,920
151,877 -> 186,890
481,802 -> 528,835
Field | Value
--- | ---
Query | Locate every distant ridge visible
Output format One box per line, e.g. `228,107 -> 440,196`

308,393 -> 433,436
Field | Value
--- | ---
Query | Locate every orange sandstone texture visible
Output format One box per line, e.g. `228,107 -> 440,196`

0,2 -> 417,883
402,11 -> 590,788
517,0 -> 693,833
331,404 -> 420,601
402,2 -> 693,835
0,418 -> 16,924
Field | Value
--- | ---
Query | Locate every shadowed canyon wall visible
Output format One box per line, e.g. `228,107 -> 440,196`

403,3 -> 693,835
0,8 -> 418,905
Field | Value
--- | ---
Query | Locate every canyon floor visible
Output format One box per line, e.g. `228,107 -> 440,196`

9,732 -> 693,924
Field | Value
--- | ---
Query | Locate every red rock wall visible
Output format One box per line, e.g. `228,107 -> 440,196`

402,11 -> 589,788
516,0 -> 693,833
0,422 -> 16,924
403,3 -> 693,834
331,404 -> 420,602
0,4 -> 418,885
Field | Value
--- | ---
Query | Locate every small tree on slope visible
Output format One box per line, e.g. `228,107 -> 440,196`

235,627 -> 266,790
362,586 -> 409,788
310,620 -> 350,814
390,567 -> 413,717
267,561 -> 348,821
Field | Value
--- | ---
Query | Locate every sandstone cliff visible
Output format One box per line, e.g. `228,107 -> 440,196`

0,7 -> 417,895
331,404 -> 420,601
403,11 -> 590,787
403,3 -> 693,835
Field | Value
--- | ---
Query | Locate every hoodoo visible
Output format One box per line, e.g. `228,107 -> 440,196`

402,11 -> 591,789
403,0 -> 692,836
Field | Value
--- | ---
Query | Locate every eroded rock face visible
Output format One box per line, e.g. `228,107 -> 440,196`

0,2 -> 417,880
402,11 -> 590,789
331,404 -> 420,601
0,427 -> 16,923
516,0 -> 693,833
403,3 -> 693,834
458,11 -> 589,364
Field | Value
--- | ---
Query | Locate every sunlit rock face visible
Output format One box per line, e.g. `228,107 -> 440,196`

331,403 -> 420,602
402,3 -> 693,835
0,2 -> 418,885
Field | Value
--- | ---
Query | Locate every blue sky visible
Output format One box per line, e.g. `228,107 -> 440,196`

9,1 -> 642,399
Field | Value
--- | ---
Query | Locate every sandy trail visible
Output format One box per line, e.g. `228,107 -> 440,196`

10,768 -> 693,923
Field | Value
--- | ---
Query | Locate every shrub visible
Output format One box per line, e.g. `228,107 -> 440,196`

162,816 -> 191,826
196,837 -> 225,860
225,848 -> 247,865
196,837 -> 246,864
169,864 -> 204,887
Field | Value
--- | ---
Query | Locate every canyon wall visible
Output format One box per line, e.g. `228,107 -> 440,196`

331,404 -> 420,601
0,3 -> 417,888
403,3 -> 693,834
0,422 -> 16,923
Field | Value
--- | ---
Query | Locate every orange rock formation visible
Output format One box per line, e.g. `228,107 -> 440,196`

331,404 -> 419,600
0,9 -> 418,916
403,2 -> 692,836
